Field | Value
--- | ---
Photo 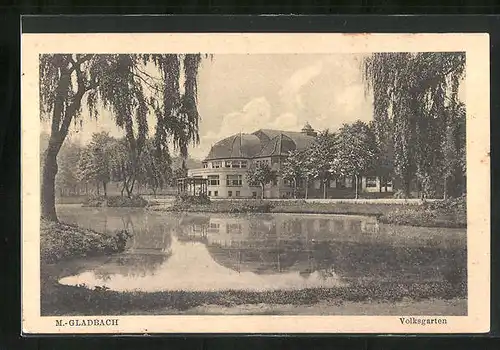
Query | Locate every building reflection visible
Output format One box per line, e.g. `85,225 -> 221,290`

173,213 -> 466,286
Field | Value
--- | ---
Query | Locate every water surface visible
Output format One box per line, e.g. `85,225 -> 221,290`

56,205 -> 467,293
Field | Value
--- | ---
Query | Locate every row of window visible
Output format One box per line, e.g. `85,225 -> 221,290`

254,159 -> 270,167
203,160 -> 248,169
282,177 -> 393,189
207,174 -> 243,186
207,190 -> 243,197
207,223 -> 243,234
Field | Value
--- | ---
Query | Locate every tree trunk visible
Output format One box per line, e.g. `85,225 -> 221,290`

96,182 -> 100,196
261,183 -> 265,199
355,174 -> 359,199
103,181 -> 107,197
121,180 -> 126,197
305,178 -> 309,199
41,150 -> 59,222
443,176 -> 448,200
293,178 -> 298,199
323,179 -> 327,199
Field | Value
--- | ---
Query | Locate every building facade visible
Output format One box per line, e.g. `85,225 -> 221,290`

187,123 -> 392,199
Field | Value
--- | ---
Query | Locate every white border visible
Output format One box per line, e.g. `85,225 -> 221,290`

21,33 -> 490,334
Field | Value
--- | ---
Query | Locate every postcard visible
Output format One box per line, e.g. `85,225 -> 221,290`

21,32 -> 490,334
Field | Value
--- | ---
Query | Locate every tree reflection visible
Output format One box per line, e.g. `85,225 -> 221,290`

94,252 -> 171,279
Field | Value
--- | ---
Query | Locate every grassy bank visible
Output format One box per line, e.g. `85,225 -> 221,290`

149,199 -> 404,216
41,273 -> 465,316
379,197 -> 467,229
41,219 -> 130,264
149,197 -> 466,228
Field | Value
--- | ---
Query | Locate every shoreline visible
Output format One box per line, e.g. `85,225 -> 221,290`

42,262 -> 467,316
147,199 -> 466,229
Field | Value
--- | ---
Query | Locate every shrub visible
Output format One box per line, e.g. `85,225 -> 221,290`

107,195 -> 148,208
225,200 -> 274,213
174,193 -> 211,206
40,219 -> 132,264
392,190 -> 408,199
82,195 -> 148,208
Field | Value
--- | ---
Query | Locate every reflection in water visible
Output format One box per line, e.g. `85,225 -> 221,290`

60,237 -> 344,292
56,205 -> 467,293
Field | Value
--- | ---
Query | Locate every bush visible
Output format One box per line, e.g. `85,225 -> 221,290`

174,193 -> 211,205
107,195 -> 148,208
393,190 -> 408,199
40,219 -> 132,264
225,200 -> 273,213
82,195 -> 148,208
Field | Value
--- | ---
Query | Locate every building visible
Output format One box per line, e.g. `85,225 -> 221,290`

187,123 -> 392,199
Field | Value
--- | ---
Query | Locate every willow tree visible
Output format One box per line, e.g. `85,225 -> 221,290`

363,52 -> 466,198
40,54 -> 203,221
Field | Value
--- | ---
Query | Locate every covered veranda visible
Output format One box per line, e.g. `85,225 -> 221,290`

177,177 -> 209,196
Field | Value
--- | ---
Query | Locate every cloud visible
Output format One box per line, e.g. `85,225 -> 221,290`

279,60 -> 324,110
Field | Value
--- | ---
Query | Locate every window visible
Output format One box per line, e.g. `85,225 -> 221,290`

208,191 -> 211,196
226,174 -> 242,186
236,191 -> 240,197
382,178 -> 393,187
214,191 -> 218,197
208,175 -> 220,186
228,191 -> 233,197
232,161 -> 240,168
366,177 -> 377,188
213,161 -> 222,168
202,162 -> 208,168
241,160 -> 247,168
225,161 -> 232,168
208,222 -> 220,233
252,192 -> 257,198
227,223 -> 242,234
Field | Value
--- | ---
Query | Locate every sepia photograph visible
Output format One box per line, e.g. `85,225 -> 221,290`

21,33 -> 490,334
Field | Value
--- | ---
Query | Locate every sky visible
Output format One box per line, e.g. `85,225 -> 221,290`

44,54 -> 379,160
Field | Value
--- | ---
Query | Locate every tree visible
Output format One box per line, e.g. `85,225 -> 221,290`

54,138 -> 81,197
308,130 -> 338,199
40,53 -> 204,221
138,138 -> 172,197
363,52 -> 466,198
280,150 -> 306,199
108,138 -> 136,197
171,167 -> 188,187
246,163 -> 277,199
77,132 -> 113,197
334,121 -> 378,199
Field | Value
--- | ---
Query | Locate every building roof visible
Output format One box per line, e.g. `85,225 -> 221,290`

204,126 -> 316,161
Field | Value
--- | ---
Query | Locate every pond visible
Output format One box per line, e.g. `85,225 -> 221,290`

56,205 -> 467,294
